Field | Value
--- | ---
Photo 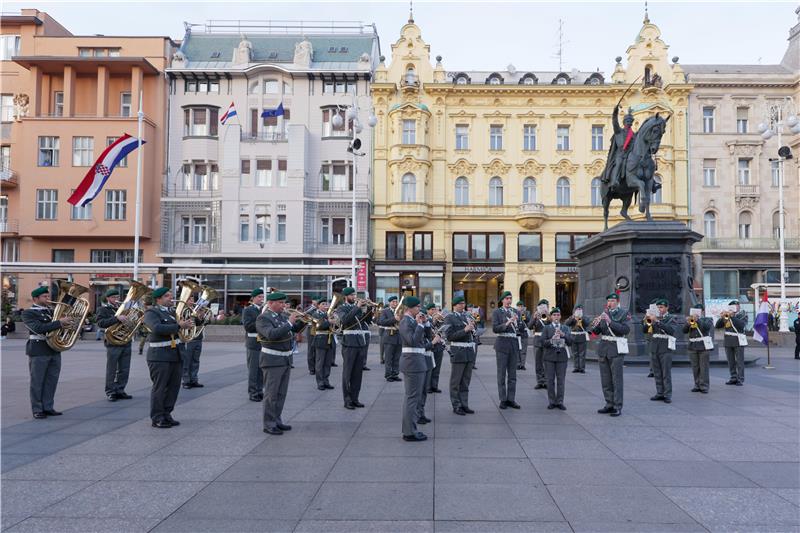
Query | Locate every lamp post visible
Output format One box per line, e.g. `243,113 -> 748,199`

758,96 -> 800,333
331,95 -> 377,292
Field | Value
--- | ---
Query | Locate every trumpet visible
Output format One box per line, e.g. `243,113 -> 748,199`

721,311 -> 732,320
686,315 -> 698,328
356,298 -> 381,309
286,309 -> 316,326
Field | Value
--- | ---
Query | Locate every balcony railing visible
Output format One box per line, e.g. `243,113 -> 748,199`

305,241 -> 369,256
0,168 -> 18,187
518,202 -> 545,214
735,184 -> 760,197
241,131 -> 287,142
161,241 -> 220,254
0,219 -> 18,233
372,249 -> 447,262
698,237 -> 800,251
161,183 -> 219,198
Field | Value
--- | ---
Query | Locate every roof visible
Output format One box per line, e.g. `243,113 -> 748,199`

447,69 -> 606,85
682,64 -> 793,75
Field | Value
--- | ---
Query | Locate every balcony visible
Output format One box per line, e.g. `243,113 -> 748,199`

0,168 -> 18,189
735,184 -> 759,198
514,202 -> 548,230
161,241 -> 220,255
372,249 -> 447,262
162,183 -> 219,199
386,202 -> 431,229
305,241 -> 369,257
697,238 -> 800,251
240,131 -> 287,143
0,219 -> 18,234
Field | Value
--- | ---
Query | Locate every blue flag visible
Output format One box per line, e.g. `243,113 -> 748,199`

261,102 -> 284,118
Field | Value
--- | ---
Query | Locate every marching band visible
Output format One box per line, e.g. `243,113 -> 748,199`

19,279 -> 764,442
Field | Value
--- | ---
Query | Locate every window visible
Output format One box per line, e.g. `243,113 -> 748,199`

556,126 -> 570,150
263,79 -> 280,94
523,177 -> 537,204
653,175 -> 663,203
489,177 -> 503,206
241,159 -> 251,176
555,234 -> 591,261
523,125 -> 537,151
90,249 -> 141,263
489,125 -> 503,150
239,208 -> 250,242
0,94 -> 13,122
455,124 -> 469,150
0,145 -> 8,171
405,66 -> 417,85
556,77 -> 568,85
183,107 -> 218,137
322,108 -> 349,137
70,190 -> 92,220
331,218 -> 348,244
522,76 -> 536,85
773,212 -> 782,240
771,160 -> 781,187
323,80 -> 335,94
455,75 -> 469,85
276,159 -> 287,187
387,232 -> 406,260
455,176 -> 469,206
591,125 -> 604,151
518,233 -> 542,261
51,92 -> 63,117
120,92 -> 132,117
736,107 -> 748,133
106,137 -> 128,168
453,234 -> 469,260
52,249 -> 75,263
277,214 -> 286,242
194,217 -> 208,243
591,178 -> 602,206
737,159 -> 750,185
401,173 -> 416,202
320,218 -> 330,244
738,211 -> 752,239
38,136 -> 60,166
36,189 -> 58,220
413,232 -> 433,260
702,107 -> 715,133
703,211 -> 717,238
72,137 -> 94,167
321,162 -> 353,192
256,159 -> 272,187
452,233 -> 505,261
105,190 -> 127,220
0,195 -> 6,223
557,177 -> 571,206
488,76 -> 502,85
402,119 -> 416,144
255,209 -> 270,242
703,159 -> 716,186
0,35 -> 21,60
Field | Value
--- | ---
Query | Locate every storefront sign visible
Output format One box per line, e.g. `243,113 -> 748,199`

93,273 -> 133,279
357,259 -> 367,291
452,265 -> 504,273
555,266 -> 578,273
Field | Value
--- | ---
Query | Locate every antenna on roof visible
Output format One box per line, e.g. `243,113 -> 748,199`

552,18 -> 569,72
408,0 -> 414,23
643,0 -> 650,23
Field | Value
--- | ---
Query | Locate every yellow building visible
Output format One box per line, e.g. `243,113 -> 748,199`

370,14 -> 692,314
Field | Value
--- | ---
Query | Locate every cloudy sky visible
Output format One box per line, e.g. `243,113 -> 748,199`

6,1 -> 795,72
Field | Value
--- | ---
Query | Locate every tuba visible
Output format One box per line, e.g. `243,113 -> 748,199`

105,280 -> 152,346
47,281 -> 91,352
174,279 -> 218,342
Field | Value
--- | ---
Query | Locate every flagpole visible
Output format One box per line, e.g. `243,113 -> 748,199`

133,90 -> 144,281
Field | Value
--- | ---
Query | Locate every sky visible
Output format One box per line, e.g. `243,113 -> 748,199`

4,0 -> 796,72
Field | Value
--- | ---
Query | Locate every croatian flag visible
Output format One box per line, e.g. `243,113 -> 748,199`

67,134 -> 145,207
261,102 -> 284,118
220,102 -> 237,125
752,291 -> 770,345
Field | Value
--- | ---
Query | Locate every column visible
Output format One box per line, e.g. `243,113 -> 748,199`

63,64 -> 75,117
96,65 -> 109,118
131,65 -> 143,115
29,65 -> 42,117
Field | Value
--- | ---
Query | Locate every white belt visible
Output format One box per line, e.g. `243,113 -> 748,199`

497,333 -> 517,338
652,334 -> 670,339
246,333 -> 258,338
690,336 -> 712,343
378,326 -> 397,331
402,347 -> 426,354
149,339 -> 182,348
600,335 -> 618,342
29,334 -> 46,341
425,350 -> 433,357
450,342 -> 476,348
343,330 -> 369,335
315,332 -> 332,336
724,332 -> 740,336
572,331 -> 588,336
261,348 -> 293,356
533,332 -> 542,337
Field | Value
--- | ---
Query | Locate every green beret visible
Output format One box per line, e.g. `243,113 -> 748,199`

516,301 -> 524,306
251,288 -> 264,297
692,303 -> 704,310
452,296 -> 465,305
387,295 -> 398,302
152,287 -> 170,299
267,291 -> 287,301
404,296 -> 420,308
606,293 -> 620,300
342,287 -> 356,296
574,304 -> 583,310
104,289 -> 120,298
500,291 -> 512,300
425,303 -> 436,310
728,300 -> 739,306
318,299 -> 328,304
656,299 -> 669,306
537,299 -> 549,306
31,286 -> 49,298
550,307 -> 561,315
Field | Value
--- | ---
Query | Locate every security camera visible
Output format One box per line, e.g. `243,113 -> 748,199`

778,146 -> 793,160
347,138 -> 363,155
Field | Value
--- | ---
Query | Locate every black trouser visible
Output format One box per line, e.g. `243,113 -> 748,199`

545,360 -> 567,406
383,343 -> 401,378
307,341 -> 316,373
725,346 -> 745,383
105,344 -> 131,395
342,345 -> 367,404
449,360 -> 473,409
572,341 -> 587,371
29,355 -> 61,414
315,341 -> 334,387
148,360 -> 181,422
247,347 -> 263,397
794,338 -> 799,358
182,340 -> 201,384
430,349 -> 444,389
534,344 -> 546,385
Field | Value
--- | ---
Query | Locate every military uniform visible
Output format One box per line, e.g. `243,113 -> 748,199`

531,311 -> 549,388
492,305 -> 519,408
684,314 -> 714,393
715,308 -> 748,385
399,311 -> 429,440
22,304 -> 63,417
182,329 -> 203,388
312,308 -> 336,390
144,305 -> 183,426
377,306 -> 401,381
542,319 -> 573,408
591,304 -> 630,415
793,317 -> 800,360
256,305 -> 305,433
445,309 -> 476,413
336,297 -> 370,408
564,311 -> 592,373
96,302 -> 132,400
428,314 -> 445,393
644,311 -> 676,402
242,303 -> 264,400
515,305 -> 530,370
305,304 -> 319,374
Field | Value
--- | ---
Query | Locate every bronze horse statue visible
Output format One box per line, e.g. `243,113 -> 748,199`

599,113 -> 670,230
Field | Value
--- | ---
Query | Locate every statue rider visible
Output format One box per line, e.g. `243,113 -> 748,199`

602,106 -> 636,190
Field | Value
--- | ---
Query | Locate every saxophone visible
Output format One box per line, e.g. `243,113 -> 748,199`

46,281 -> 91,352
105,280 -> 152,346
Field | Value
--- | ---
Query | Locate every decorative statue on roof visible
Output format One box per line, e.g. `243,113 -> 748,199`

233,36 -> 253,65
294,37 -> 313,67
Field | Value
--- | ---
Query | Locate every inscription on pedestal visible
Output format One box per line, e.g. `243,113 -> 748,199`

634,257 -> 682,313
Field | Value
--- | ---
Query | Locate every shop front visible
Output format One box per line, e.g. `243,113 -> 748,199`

452,264 -> 504,324
373,263 -> 445,308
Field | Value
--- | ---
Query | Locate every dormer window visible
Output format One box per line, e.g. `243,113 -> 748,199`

453,72 -> 471,85
487,73 -> 503,85
585,73 -> 604,85
553,73 -> 570,85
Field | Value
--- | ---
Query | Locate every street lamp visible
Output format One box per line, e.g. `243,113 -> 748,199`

331,96 -> 377,292
757,97 -> 800,333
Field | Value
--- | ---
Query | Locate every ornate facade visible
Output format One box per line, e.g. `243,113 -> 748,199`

370,14 -> 690,313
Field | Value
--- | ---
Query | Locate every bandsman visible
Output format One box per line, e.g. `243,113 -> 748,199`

492,291 -> 520,410
542,307 -> 573,410
565,304 -> 591,373
592,293 -> 630,417
644,298 -> 676,403
312,299 -> 336,391
95,289 -> 134,401
336,287 -> 369,410
377,296 -> 402,382
531,299 -> 550,389
181,294 -> 205,389
445,296 -> 476,415
242,288 -> 265,401
715,300 -> 748,386
398,296 -> 429,442
684,303 -> 713,393
427,303 -> 445,394
305,297 -> 320,375
515,301 -> 530,371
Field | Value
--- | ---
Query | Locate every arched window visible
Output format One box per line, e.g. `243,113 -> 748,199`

455,176 -> 469,206
487,73 -> 503,85
704,211 -> 717,238
653,175 -> 663,204
557,77 -> 568,85
773,211 -> 782,240
520,73 -> 538,85
557,177 -> 571,206
489,177 -> 503,206
738,211 -> 752,239
405,65 -> 417,85
591,178 -> 602,206
489,77 -> 501,85
401,173 -> 416,203
523,177 -> 537,204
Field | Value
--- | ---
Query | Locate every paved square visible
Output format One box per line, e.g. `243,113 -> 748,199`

2,339 -> 798,532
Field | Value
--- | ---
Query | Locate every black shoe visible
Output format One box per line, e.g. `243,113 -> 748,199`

453,407 -> 466,416
499,401 -> 508,410
572,369 -> 580,373
547,404 -> 556,410
386,377 -> 395,382
735,382 -> 743,386
520,365 -> 527,370
432,387 -> 442,393
393,376 -> 402,382
462,407 -> 475,414
417,417 -> 428,425
43,410 -> 62,416
647,372 -> 654,378
107,394 -> 119,402
650,395 -> 665,401
263,427 -> 283,435
402,432 -> 427,442
556,404 -> 567,411
290,365 -> 295,369
363,367 -> 371,371
507,401 -> 521,409
353,401 -> 365,408
152,419 -> 171,428
344,402 -> 356,410
33,412 -> 47,419
534,384 -> 546,390
191,382 -> 204,388
165,416 -> 180,426
325,384 -> 335,390
597,406 -> 615,414
726,379 -> 738,385
663,398 -> 672,404
609,409 -> 621,417
318,386 -> 326,391
580,369 -> 586,374
249,396 -> 261,401
700,389 -> 709,394
309,370 -> 316,375
691,388 -> 701,392
182,383 -> 192,389
118,392 -> 133,400
276,423 -> 292,431
331,363 -> 338,367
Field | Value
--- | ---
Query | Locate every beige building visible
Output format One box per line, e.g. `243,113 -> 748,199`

370,14 -> 691,314
0,9 -> 173,308
684,8 -> 800,305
